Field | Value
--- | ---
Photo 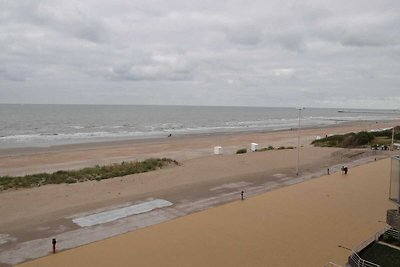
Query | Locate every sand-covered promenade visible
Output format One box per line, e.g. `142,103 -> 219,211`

16,158 -> 397,267
0,120 -> 398,266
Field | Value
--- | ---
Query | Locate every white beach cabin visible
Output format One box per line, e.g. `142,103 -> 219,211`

251,143 -> 258,152
214,146 -> 223,155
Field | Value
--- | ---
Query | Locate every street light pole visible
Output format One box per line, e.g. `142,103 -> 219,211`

296,108 -> 304,176
391,126 -> 395,151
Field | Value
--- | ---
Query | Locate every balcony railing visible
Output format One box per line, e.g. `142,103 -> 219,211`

386,209 -> 400,230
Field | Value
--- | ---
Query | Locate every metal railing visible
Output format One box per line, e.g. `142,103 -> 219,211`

324,226 -> 395,267
353,225 -> 390,253
349,251 -> 380,267
384,228 -> 400,240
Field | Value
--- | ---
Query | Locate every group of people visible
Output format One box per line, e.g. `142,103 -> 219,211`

326,166 -> 349,175
341,166 -> 349,175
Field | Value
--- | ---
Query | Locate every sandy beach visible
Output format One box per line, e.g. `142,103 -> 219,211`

0,120 -> 399,266
3,1 -> 400,265
15,157 -> 397,267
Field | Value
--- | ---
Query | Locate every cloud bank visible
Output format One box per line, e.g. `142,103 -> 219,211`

0,0 -> 399,108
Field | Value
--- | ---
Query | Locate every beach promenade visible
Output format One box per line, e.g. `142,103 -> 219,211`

16,158 -> 396,267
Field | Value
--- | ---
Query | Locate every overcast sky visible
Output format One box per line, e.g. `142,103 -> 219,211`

0,0 -> 399,108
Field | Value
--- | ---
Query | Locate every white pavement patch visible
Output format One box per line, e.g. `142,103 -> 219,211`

72,199 -> 173,227
210,181 -> 253,191
0,207 -> 179,266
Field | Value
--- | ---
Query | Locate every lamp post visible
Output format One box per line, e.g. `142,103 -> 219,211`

391,126 -> 395,151
296,108 -> 305,176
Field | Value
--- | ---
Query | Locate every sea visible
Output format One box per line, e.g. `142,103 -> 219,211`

1,104 -> 399,149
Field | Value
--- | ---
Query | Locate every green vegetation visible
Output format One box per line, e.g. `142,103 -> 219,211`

312,126 -> 400,148
0,158 -> 178,191
278,146 -> 295,150
372,137 -> 393,146
359,242 -> 400,267
255,145 -> 295,152
256,146 -> 275,152
236,148 -> 247,154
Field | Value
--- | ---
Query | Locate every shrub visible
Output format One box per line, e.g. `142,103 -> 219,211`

236,148 -> 247,154
354,131 -> 374,145
65,178 -> 77,184
312,130 -> 377,148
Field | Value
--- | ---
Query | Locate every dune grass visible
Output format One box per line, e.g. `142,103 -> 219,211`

312,127 -> 400,148
0,158 -> 178,191
256,146 -> 294,151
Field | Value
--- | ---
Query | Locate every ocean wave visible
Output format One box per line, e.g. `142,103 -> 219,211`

225,118 -> 294,127
0,131 -> 164,144
0,119 -> 336,144
1,107 -> 399,149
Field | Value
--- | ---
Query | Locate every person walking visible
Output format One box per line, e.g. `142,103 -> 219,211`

241,191 -> 244,200
52,238 -> 57,254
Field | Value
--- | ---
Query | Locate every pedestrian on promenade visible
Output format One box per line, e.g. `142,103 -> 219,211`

52,238 -> 57,254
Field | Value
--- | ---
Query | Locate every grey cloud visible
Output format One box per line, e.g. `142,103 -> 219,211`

225,24 -> 263,46
274,29 -> 308,52
315,11 -> 400,48
0,67 -> 28,82
108,53 -> 195,81
220,2 -> 400,51
0,0 -> 108,43
0,0 -> 399,109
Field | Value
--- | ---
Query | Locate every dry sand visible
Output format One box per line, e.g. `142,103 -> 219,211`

0,120 -> 398,266
16,158 -> 397,267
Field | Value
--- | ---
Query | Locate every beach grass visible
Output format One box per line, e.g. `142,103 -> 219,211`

256,145 -> 294,151
256,145 -> 275,151
312,127 -> 400,148
0,158 -> 178,190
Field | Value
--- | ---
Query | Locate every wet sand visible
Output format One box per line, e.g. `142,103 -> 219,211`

16,158 -> 396,267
